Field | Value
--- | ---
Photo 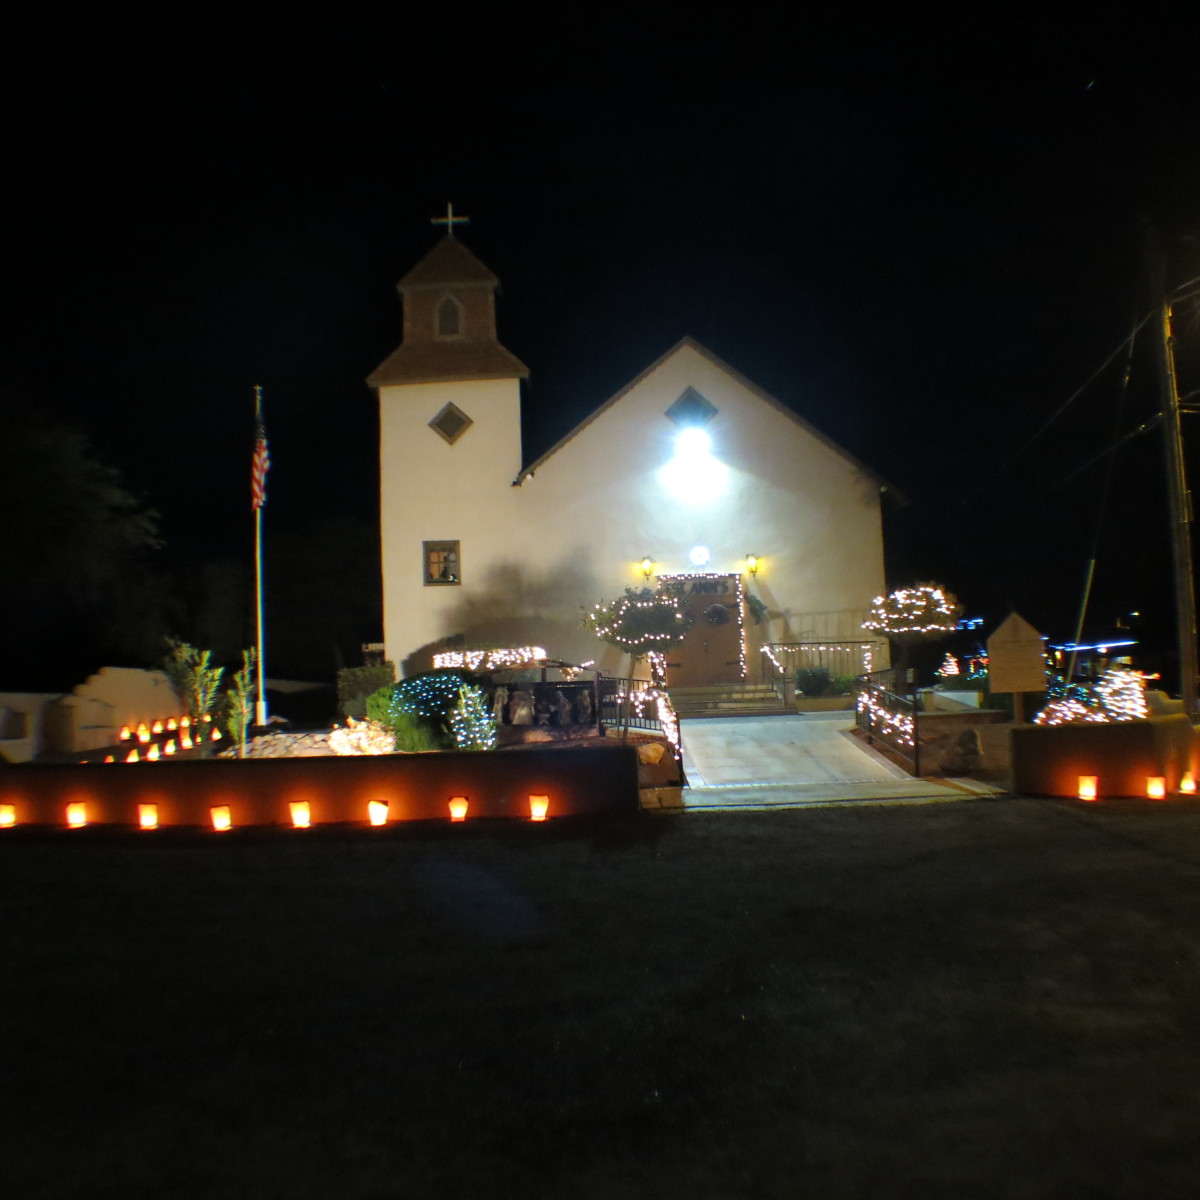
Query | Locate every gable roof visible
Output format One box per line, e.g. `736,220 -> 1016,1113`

397,236 -> 499,290
368,342 -> 529,387
514,337 -> 904,501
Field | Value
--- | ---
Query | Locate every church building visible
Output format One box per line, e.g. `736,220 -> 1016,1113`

368,225 -> 892,683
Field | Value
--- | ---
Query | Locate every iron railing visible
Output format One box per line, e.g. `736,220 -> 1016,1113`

855,667 -> 921,775
761,640 -> 888,703
598,677 -> 682,762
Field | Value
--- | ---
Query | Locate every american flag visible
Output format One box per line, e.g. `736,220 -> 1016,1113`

252,388 -> 270,511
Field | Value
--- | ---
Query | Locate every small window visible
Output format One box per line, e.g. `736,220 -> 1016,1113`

424,541 -> 461,585
429,402 -> 473,445
665,386 -> 718,426
436,295 -> 463,338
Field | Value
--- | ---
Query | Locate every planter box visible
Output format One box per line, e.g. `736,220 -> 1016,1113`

0,745 -> 639,828
794,696 -> 856,712
1011,714 -> 1196,798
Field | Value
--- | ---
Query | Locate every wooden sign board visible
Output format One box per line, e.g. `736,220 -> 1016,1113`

987,612 -> 1046,693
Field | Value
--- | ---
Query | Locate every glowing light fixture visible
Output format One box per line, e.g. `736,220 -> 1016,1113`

745,554 -> 759,576
449,796 -> 469,822
289,800 -> 311,828
1147,776 -> 1167,800
103,755 -> 114,763
66,802 -> 88,828
210,728 -> 221,742
138,804 -> 158,830
529,794 -> 550,822
1181,772 -> 1197,796
0,804 -> 15,827
137,724 -> 150,744
126,748 -> 140,763
147,744 -> 160,761
180,733 -> 194,750
689,545 -> 710,567
180,716 -> 191,729
152,720 -> 164,734
167,718 -> 178,731
211,806 -> 232,832
368,800 -> 389,826
640,557 -> 655,580
1077,775 -> 1098,801
164,740 -> 176,756
658,427 -> 728,503
119,725 -> 132,741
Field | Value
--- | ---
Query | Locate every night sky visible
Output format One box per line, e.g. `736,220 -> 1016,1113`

4,19 -> 1200,679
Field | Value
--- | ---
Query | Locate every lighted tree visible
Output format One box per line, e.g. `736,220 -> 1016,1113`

583,585 -> 693,737
862,583 -> 962,671
449,684 -> 498,751
936,652 -> 960,679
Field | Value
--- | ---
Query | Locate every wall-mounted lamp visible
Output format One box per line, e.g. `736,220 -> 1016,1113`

746,554 -> 759,577
640,557 -> 655,580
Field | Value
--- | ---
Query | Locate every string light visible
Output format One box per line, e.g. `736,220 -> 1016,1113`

657,573 -> 748,680
448,684 -> 498,750
863,585 -> 961,636
856,688 -> 915,747
433,647 -> 547,670
1034,667 -> 1151,725
761,642 -> 885,676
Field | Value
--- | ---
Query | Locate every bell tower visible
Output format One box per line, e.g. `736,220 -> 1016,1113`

368,209 -> 529,673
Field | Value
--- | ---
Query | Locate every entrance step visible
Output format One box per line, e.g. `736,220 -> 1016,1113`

668,683 -> 793,718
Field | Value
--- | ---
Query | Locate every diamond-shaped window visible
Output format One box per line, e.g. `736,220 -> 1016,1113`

429,402 -> 473,445
665,387 -> 718,426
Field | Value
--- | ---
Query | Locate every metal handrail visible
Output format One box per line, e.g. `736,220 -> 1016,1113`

855,668 -> 921,776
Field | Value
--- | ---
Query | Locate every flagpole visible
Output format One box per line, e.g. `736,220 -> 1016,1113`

253,385 -> 269,727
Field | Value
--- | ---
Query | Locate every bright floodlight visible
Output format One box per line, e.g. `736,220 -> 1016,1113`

674,427 -> 711,457
658,426 -> 727,503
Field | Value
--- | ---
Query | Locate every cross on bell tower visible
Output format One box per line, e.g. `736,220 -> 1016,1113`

431,201 -> 470,238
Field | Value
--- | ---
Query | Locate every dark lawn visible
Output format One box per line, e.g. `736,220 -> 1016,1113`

4,798 -> 1200,1198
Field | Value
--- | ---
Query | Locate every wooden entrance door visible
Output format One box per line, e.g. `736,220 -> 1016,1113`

666,574 -> 743,686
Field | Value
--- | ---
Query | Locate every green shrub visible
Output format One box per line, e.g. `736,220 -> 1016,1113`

365,685 -> 396,729
796,666 -> 833,697
391,710 -> 446,753
830,674 -> 857,696
337,664 -> 396,718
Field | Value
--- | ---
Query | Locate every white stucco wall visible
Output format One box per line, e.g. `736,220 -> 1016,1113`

379,377 -> 524,672
379,344 -> 886,679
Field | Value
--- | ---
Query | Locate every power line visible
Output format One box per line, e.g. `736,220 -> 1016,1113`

959,310 -> 1153,504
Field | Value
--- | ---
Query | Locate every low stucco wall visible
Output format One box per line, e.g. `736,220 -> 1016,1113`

0,745 -> 639,828
1011,714 -> 1196,798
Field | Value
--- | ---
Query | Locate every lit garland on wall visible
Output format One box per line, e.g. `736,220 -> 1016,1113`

433,647 -> 547,671
863,585 -> 962,637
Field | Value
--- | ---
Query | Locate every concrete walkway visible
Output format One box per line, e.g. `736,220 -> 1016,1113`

679,711 -> 1003,809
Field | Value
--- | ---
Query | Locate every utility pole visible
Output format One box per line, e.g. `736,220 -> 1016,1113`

1154,295 -> 1200,717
